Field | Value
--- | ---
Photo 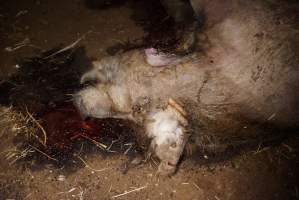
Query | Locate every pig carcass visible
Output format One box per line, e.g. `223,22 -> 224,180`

74,0 -> 299,175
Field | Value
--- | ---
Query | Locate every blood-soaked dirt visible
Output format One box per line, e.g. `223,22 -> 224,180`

0,0 -> 298,200
32,103 -> 139,165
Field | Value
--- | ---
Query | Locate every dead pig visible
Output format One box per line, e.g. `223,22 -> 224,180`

74,0 -> 299,175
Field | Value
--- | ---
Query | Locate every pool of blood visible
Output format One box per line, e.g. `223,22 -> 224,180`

37,103 -> 135,157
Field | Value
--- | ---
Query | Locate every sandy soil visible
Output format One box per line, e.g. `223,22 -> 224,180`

0,0 -> 298,200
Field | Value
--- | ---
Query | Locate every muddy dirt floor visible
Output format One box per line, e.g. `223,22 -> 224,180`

0,0 -> 299,200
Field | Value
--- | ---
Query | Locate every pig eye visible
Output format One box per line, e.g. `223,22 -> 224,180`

170,142 -> 177,148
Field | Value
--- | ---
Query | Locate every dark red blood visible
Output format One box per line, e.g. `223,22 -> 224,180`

38,103 -> 120,153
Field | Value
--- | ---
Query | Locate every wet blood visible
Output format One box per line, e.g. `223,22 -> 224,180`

38,103 -> 131,155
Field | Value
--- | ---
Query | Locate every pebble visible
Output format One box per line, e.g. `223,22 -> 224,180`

57,175 -> 65,181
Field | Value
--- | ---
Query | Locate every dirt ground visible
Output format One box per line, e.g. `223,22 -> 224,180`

0,0 -> 299,200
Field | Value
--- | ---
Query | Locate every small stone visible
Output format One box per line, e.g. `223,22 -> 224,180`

57,175 -> 65,182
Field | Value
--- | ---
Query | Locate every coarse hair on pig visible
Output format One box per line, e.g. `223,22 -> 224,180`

80,55 -> 124,85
